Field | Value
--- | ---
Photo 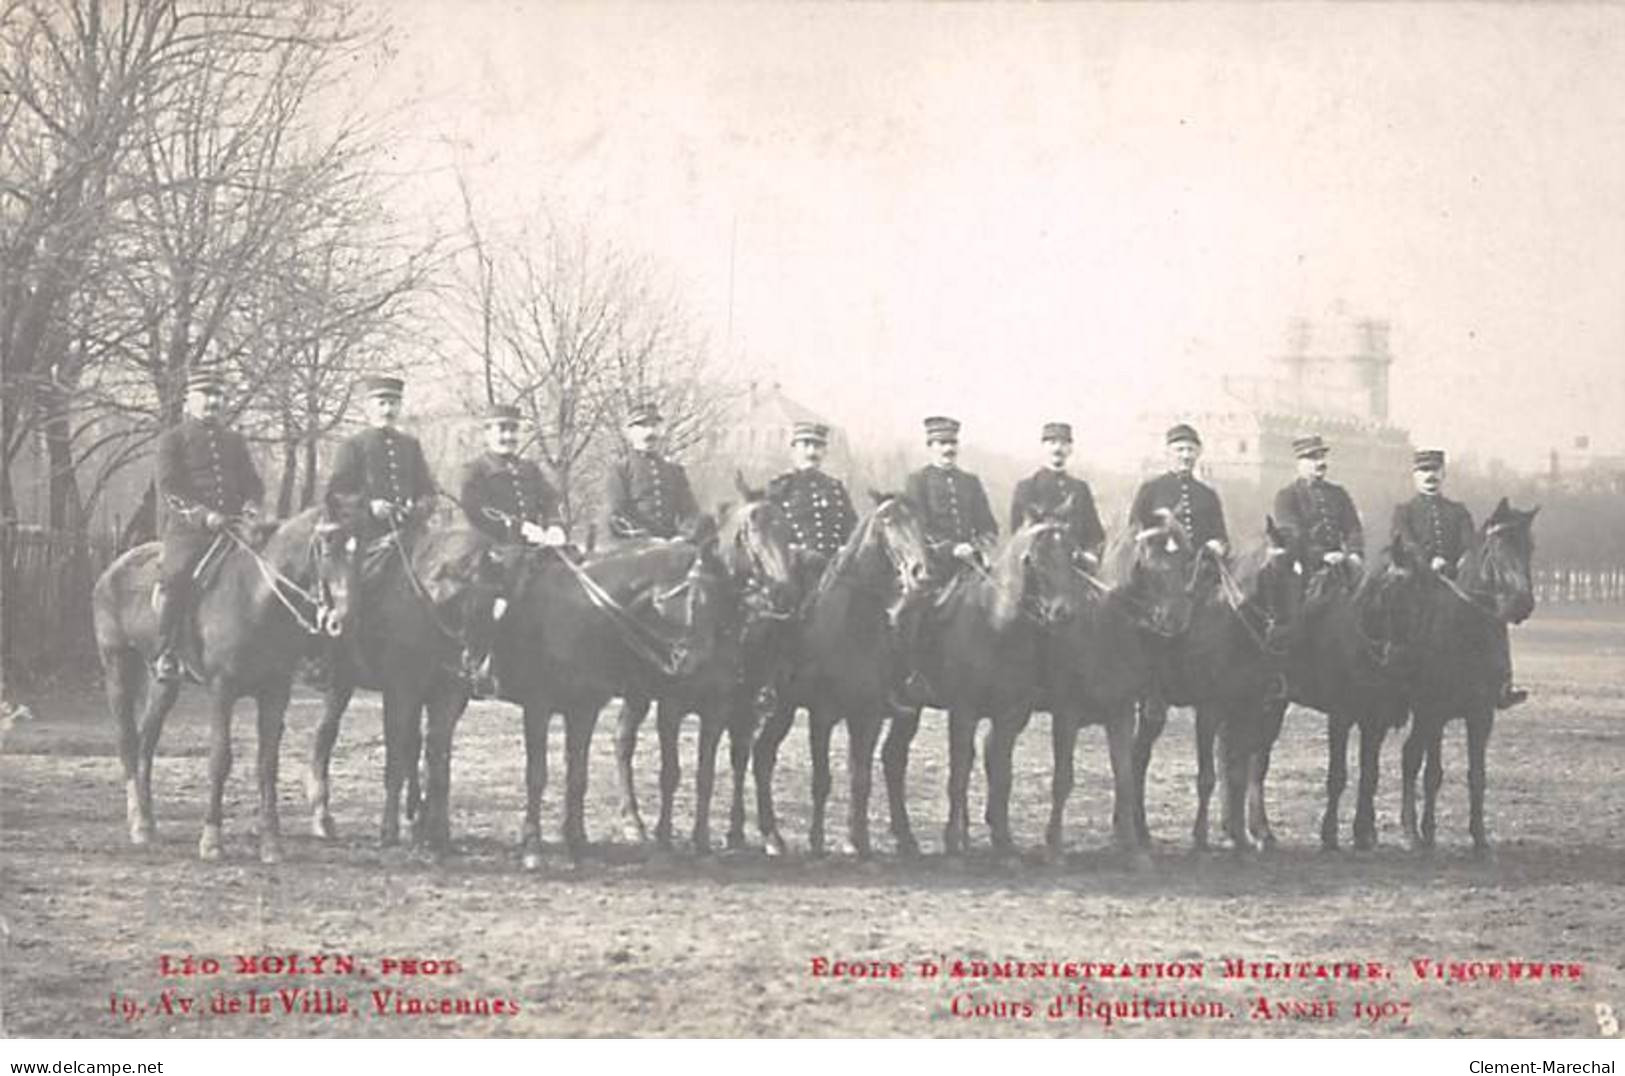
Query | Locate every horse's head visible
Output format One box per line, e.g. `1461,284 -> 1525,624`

862,490 -> 932,600
1245,515 -> 1309,652
1005,500 -> 1081,626
1469,498 -> 1539,624
311,503 -> 362,638
649,545 -> 733,676
719,473 -> 799,616
1109,508 -> 1196,636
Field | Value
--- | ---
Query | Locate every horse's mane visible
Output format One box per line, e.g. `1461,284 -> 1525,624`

1225,539 -> 1275,597
1098,526 -> 1140,589
816,493 -> 907,591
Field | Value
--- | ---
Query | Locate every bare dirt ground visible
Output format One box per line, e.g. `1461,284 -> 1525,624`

3,608 -> 1622,1038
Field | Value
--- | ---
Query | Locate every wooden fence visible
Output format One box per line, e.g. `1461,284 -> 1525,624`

1,526 -> 124,686
1534,565 -> 1625,605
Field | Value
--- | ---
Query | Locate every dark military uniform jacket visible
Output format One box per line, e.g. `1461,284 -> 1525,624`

1010,468 -> 1105,556
324,425 -> 437,538
156,417 -> 264,577
1273,478 -> 1364,562
1130,470 -> 1228,549
767,467 -> 857,561
1392,494 -> 1474,574
459,452 -> 563,543
905,465 -> 998,552
605,452 -> 698,540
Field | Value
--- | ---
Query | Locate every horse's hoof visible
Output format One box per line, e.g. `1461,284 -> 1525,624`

1255,834 -> 1279,854
259,841 -> 283,866
1353,831 -> 1376,852
839,837 -> 870,859
763,833 -> 788,858
312,813 -> 337,840
1192,832 -> 1209,852
130,822 -> 155,847
1471,842 -> 1497,863
621,819 -> 648,844
521,849 -> 543,872
198,826 -> 223,862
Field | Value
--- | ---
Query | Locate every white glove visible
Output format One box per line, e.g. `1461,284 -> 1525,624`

1347,552 -> 1363,567
1079,551 -> 1100,570
204,510 -> 226,532
519,520 -> 547,545
541,525 -> 567,548
952,542 -> 976,561
1430,555 -> 1448,572
1323,551 -> 1345,566
1205,538 -> 1227,557
369,498 -> 393,520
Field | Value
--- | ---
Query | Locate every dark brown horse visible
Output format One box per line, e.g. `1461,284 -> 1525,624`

1043,511 -> 1197,859
93,503 -> 358,862
494,534 -> 737,868
613,487 -> 799,852
751,493 -> 933,857
920,513 -> 1078,856
1133,517 -> 1309,853
1397,499 -> 1538,853
305,524 -> 507,853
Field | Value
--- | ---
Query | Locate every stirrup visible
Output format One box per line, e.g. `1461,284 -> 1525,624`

152,651 -> 183,684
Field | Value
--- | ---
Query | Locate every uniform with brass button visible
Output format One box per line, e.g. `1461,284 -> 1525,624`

604,402 -> 698,540
1009,421 -> 1106,561
766,420 -> 857,566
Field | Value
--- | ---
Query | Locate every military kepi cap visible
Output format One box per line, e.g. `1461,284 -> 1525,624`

1292,434 -> 1330,459
626,401 -> 664,427
485,403 -> 522,424
185,369 -> 224,394
1165,422 -> 1201,446
924,415 -> 961,443
1041,421 -> 1073,443
1413,448 -> 1446,470
360,375 -> 404,399
791,421 -> 830,446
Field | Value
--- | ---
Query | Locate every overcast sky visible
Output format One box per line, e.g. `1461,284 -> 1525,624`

370,2 -> 1625,471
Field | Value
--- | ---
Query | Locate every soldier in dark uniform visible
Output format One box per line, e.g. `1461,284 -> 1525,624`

766,420 -> 857,573
324,375 -> 437,548
604,402 -> 699,541
894,415 -> 998,705
1129,423 -> 1229,558
457,403 -> 568,697
153,368 -> 264,682
1273,433 -> 1364,582
1009,421 -> 1106,568
1389,449 -> 1525,708
904,415 -> 998,579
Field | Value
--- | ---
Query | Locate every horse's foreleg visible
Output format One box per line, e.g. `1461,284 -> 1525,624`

105,649 -> 147,845
843,716 -> 882,858
808,711 -> 834,857
1399,714 -> 1425,848
1105,706 -> 1144,862
1193,706 -> 1217,850
983,711 -> 1025,854
561,705 -> 597,862
402,696 -> 426,844
1218,712 -> 1253,854
693,706 -> 725,855
1130,695 -> 1168,847
254,682 -> 291,865
1467,708 -> 1494,854
520,703 -> 549,870
306,676 -> 354,840
753,696 -> 796,857
725,687 -> 757,851
1248,701 -> 1286,850
1321,711 -> 1351,850
199,689 -> 236,861
421,683 -> 466,856
1353,709 -> 1390,850
1046,710 -> 1079,856
943,708 -> 975,856
881,705 -> 921,856
654,701 -> 683,849
1420,722 -> 1444,849
615,696 -> 652,843
379,687 -> 409,847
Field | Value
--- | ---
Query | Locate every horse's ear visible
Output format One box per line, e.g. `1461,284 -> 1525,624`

868,489 -> 886,506
1527,504 -> 1541,519
1265,514 -> 1284,544
686,513 -> 719,546
734,470 -> 758,502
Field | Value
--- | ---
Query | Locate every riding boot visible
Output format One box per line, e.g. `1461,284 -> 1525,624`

887,606 -> 932,715
1493,622 -> 1527,709
152,581 -> 188,683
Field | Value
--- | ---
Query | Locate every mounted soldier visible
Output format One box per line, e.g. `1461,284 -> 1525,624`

604,401 -> 699,542
1131,422 -> 1228,581
766,420 -> 857,575
1273,433 -> 1364,599
1009,420 -> 1106,568
457,402 -> 568,696
1388,449 -> 1525,709
325,375 -> 437,549
152,368 -> 265,683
